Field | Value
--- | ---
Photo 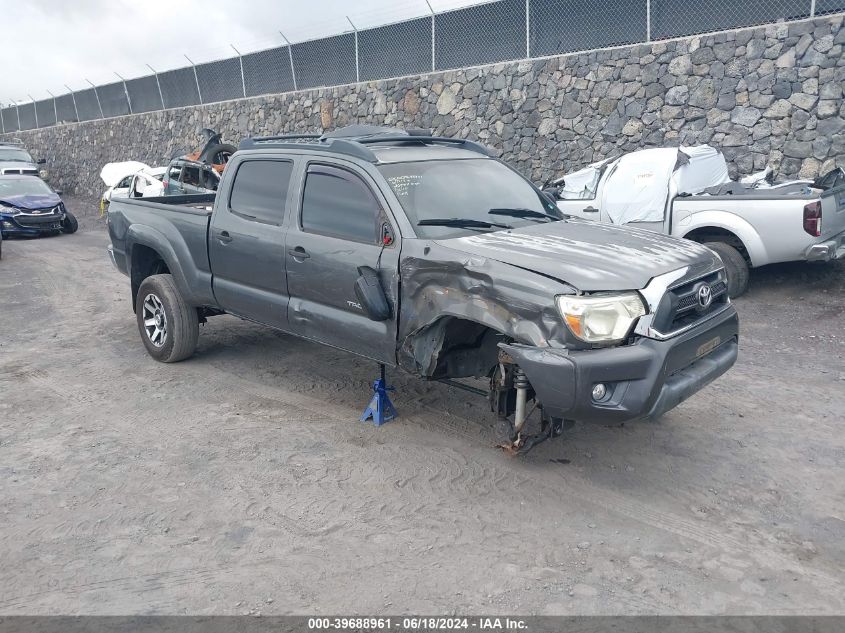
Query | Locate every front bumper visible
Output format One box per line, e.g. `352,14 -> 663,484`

0,212 -> 64,236
500,305 -> 739,423
804,230 -> 845,262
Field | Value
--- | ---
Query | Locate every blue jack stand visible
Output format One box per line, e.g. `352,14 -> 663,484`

360,363 -> 398,426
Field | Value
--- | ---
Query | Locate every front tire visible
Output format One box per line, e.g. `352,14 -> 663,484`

61,211 -> 78,234
136,274 -> 198,362
704,241 -> 749,298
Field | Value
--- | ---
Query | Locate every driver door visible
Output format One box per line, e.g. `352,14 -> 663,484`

285,162 -> 400,364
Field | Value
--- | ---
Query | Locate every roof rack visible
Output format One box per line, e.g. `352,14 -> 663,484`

237,128 -> 489,163
354,135 -> 489,157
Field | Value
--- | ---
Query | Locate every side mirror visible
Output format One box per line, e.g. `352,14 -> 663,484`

381,222 -> 394,246
354,266 -> 391,321
37,158 -> 46,165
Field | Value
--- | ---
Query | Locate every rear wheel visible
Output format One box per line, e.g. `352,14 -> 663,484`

704,241 -> 749,298
136,274 -> 198,362
61,211 -> 78,234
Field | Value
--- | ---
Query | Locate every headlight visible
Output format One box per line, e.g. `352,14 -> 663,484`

0,206 -> 21,216
556,292 -> 647,344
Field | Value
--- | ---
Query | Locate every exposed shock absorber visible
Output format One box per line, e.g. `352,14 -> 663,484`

493,351 -> 569,455
512,366 -> 530,435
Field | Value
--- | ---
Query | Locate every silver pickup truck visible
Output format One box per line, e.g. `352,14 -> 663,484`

106,127 -> 739,453
547,146 -> 845,297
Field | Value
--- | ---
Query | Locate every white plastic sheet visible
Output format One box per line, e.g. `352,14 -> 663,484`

556,157 -> 612,200
602,148 -> 678,225
99,161 -> 150,187
672,145 -> 730,196
603,146 -> 730,225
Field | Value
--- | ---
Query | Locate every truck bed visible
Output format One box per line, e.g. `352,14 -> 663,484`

106,194 -> 217,308
675,183 -> 845,265
120,193 -> 216,214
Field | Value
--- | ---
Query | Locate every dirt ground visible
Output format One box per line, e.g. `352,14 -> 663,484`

1,198 -> 843,615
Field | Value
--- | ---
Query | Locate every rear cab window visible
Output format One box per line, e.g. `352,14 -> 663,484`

182,165 -> 202,188
228,159 -> 294,225
202,168 -> 221,191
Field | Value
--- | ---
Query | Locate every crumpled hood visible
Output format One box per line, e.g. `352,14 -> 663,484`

435,219 -> 721,291
0,192 -> 62,211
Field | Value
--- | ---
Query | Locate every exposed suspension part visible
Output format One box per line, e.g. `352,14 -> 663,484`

490,349 -> 570,456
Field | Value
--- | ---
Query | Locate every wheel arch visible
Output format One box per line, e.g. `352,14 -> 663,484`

398,315 -> 510,380
126,225 -> 188,312
679,212 -> 767,267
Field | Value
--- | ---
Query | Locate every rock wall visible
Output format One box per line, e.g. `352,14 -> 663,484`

6,14 -> 844,199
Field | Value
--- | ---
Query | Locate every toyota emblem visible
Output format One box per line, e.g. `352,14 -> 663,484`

697,284 -> 713,310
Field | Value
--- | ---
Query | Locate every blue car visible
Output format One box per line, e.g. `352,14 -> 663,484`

0,175 -> 77,238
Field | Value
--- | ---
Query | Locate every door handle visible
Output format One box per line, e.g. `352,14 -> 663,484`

216,230 -> 232,243
288,246 -> 310,260
583,206 -> 599,213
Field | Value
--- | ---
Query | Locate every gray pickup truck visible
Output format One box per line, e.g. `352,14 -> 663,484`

107,126 -> 739,453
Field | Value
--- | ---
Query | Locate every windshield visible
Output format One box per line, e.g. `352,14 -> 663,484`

0,177 -> 53,196
0,148 -> 34,163
378,158 -> 560,238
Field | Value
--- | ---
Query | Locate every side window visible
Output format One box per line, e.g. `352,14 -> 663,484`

117,175 -> 133,188
301,165 -> 380,243
167,165 -> 181,182
182,165 -> 201,188
228,160 -> 294,225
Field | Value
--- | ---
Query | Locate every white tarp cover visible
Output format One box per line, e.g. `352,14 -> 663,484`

100,161 -> 150,187
556,157 -> 613,200
603,146 -> 730,225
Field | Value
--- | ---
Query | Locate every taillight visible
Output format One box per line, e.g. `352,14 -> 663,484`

803,201 -> 822,237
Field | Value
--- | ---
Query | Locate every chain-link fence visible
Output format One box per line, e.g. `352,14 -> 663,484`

2,0 -> 844,133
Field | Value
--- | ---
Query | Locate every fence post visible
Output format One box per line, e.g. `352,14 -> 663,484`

47,90 -> 58,125
280,32 -> 298,91
65,84 -> 80,122
185,55 -> 203,105
1,106 -> 5,134
646,0 -> 652,42
425,0 -> 436,72
810,0 -> 816,17
525,0 -> 530,58
14,101 -> 21,130
86,79 -> 105,119
116,72 -> 132,114
231,45 -> 247,98
28,94 -> 38,128
347,17 -> 360,83
146,64 -> 166,110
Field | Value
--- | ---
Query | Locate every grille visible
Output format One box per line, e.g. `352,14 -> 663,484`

665,272 -> 729,333
1,168 -> 38,175
17,207 -> 62,226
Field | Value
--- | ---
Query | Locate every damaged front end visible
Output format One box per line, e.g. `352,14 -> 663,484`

395,243 -> 578,455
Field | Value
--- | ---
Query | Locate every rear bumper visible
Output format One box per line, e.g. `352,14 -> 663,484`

500,305 -> 739,423
804,230 -> 845,262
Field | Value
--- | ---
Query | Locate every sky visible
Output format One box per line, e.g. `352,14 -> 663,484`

1,0 -> 487,104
